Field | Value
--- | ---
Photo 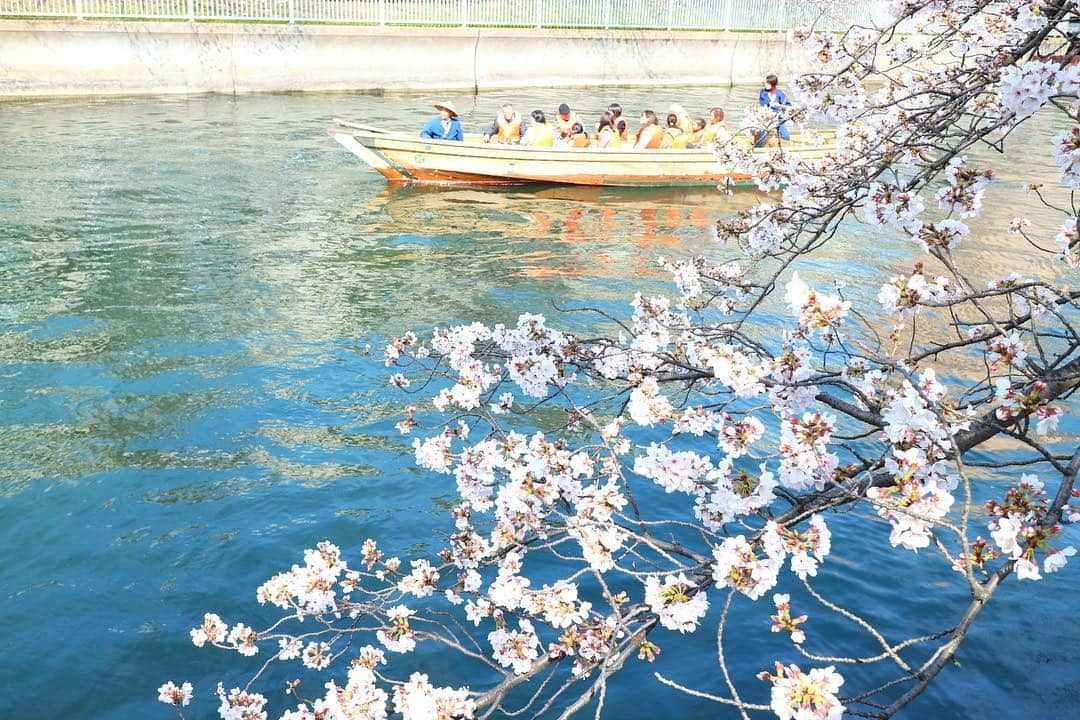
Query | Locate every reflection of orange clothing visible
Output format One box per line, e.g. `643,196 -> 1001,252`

636,125 -> 663,149
524,124 -> 555,147
570,132 -> 590,148
641,207 -> 659,242
555,111 -> 579,137
599,207 -> 615,237
565,207 -> 584,241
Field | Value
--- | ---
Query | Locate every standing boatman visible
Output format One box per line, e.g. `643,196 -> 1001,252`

756,75 -> 791,147
420,101 -> 464,141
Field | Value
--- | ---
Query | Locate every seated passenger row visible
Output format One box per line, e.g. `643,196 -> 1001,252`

420,76 -> 792,149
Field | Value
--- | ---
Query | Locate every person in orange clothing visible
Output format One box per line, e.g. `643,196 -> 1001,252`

569,122 -> 591,148
668,103 -> 693,134
554,103 -> 580,140
521,110 -> 555,147
608,102 -> 631,141
703,107 -> 729,144
482,103 -> 524,144
661,113 -> 688,148
596,113 -> 622,148
634,110 -> 663,149
688,118 -> 707,147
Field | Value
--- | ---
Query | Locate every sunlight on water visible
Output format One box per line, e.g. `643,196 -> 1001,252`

0,87 -> 1077,718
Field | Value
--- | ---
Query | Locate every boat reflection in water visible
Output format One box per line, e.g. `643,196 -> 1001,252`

348,183 -> 768,278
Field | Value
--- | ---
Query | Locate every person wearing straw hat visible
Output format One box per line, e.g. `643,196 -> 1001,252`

420,101 -> 464,141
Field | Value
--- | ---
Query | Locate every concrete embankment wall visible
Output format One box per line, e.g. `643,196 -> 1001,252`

0,19 -> 811,97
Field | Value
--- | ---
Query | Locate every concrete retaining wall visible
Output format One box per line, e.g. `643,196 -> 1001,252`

0,20 -> 810,97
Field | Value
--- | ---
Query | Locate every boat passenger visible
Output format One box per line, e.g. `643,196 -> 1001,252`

756,74 -> 792,147
661,113 -> 689,149
668,103 -> 693,134
596,112 -> 622,149
419,101 -> 464,141
703,107 -> 728,143
608,103 -> 631,141
689,118 -> 707,147
569,122 -> 591,148
554,103 -> 580,140
483,103 -> 525,144
634,110 -> 663,150
521,110 -> 555,147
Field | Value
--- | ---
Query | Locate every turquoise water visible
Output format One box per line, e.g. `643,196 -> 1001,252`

0,88 -> 1077,719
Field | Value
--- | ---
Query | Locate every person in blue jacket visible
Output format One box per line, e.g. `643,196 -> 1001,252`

420,101 -> 464,141
756,74 -> 791,147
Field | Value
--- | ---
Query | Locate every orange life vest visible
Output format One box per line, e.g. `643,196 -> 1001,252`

598,127 -> 621,149
614,117 -> 630,141
677,114 -> 693,134
495,112 -> 522,143
637,124 -> 663,149
555,111 -> 579,137
689,129 -> 705,146
570,132 -> 590,148
527,123 -> 555,147
703,121 -> 727,143
661,127 -> 682,148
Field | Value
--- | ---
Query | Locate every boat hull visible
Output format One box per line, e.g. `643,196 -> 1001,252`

328,127 -> 829,188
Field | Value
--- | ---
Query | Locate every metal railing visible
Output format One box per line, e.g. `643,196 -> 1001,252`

0,0 -> 874,31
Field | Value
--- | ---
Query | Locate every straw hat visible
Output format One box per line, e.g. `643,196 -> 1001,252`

668,102 -> 686,115
433,101 -> 459,117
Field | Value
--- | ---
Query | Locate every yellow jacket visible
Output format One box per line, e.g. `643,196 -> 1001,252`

524,123 -> 555,147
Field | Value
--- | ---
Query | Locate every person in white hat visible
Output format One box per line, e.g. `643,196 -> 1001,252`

420,101 -> 464,141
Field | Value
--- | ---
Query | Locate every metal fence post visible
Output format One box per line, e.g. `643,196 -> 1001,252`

534,0 -> 542,28
603,0 -> 612,29
378,0 -> 385,26
777,0 -> 786,31
187,0 -> 194,22
665,0 -> 673,30
722,0 -> 732,31
75,0 -> 83,20
288,0 -> 295,24
460,0 -> 467,27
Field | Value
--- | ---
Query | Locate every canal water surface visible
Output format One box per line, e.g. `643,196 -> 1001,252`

0,87 -> 1077,718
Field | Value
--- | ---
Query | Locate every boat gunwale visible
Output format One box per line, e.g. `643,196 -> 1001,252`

328,128 -> 833,165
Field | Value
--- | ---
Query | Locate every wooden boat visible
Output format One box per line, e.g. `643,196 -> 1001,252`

327,119 -> 833,188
